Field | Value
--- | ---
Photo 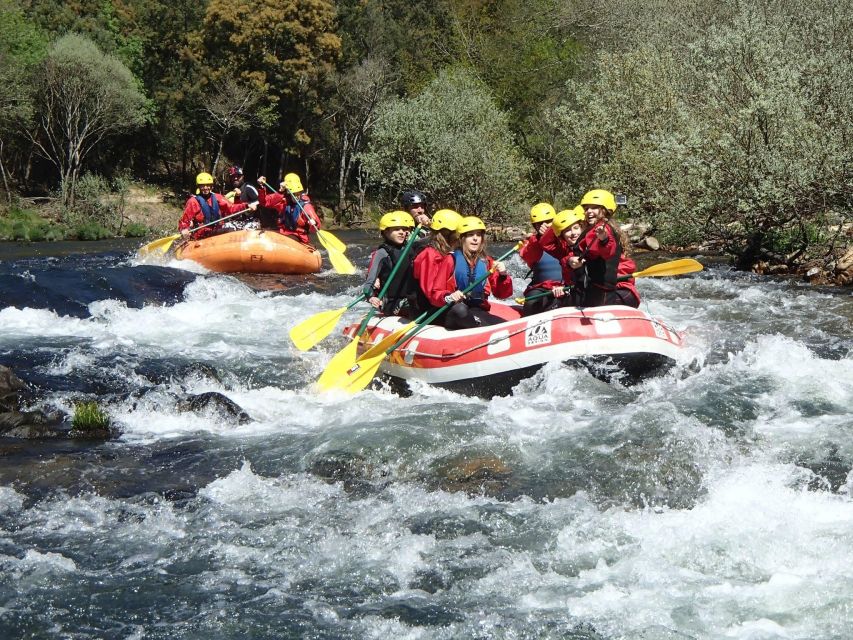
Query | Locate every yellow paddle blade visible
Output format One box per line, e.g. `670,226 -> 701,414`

318,349 -> 387,394
138,234 -> 180,256
633,258 -> 703,278
289,305 -> 349,351
325,245 -> 357,275
316,229 -> 347,253
357,321 -> 416,361
315,337 -> 360,389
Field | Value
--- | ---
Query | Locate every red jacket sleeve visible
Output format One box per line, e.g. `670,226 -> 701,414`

413,247 -> 456,308
215,193 -> 245,215
616,255 -> 640,301
538,226 -> 569,260
178,197 -> 201,231
582,223 -> 618,260
297,197 -> 321,230
260,189 -> 285,213
484,256 -> 513,299
519,232 -> 543,267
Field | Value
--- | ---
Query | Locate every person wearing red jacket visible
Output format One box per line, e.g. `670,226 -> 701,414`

256,173 -> 321,245
538,207 -> 590,305
179,172 -> 257,240
412,209 -> 463,325
566,189 -> 640,307
519,203 -> 564,316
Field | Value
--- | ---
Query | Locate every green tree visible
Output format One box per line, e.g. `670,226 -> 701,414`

327,57 -> 397,218
0,1 -> 47,201
551,0 -> 852,268
336,0 -> 458,93
192,0 -> 341,170
28,33 -> 150,209
361,67 -> 532,220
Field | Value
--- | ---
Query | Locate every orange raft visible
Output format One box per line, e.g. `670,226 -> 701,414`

174,229 -> 322,274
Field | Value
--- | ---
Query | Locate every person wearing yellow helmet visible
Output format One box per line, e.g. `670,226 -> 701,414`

255,172 -> 321,245
179,171 -> 258,240
412,209 -> 467,323
519,202 -> 564,316
560,189 -> 639,307
437,216 -> 514,329
362,211 -> 418,315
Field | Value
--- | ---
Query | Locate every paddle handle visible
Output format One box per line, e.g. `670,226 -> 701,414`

516,289 -> 556,304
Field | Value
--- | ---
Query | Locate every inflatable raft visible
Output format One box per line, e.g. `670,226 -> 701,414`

342,302 -> 684,396
174,229 -> 322,274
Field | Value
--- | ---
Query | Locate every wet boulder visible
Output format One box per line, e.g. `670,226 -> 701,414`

309,451 -> 391,495
0,409 -> 66,439
434,454 -> 512,496
0,365 -> 68,439
176,391 -> 251,424
0,365 -> 27,411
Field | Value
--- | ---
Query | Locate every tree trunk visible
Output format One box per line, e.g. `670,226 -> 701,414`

0,139 -> 10,205
338,130 -> 350,211
735,231 -> 765,271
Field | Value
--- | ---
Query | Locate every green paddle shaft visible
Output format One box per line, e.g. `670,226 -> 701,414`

354,224 -> 423,337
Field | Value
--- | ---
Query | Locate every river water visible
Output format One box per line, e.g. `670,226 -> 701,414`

0,234 -> 851,639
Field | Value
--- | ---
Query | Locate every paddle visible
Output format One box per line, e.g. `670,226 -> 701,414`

315,225 -> 423,386
289,293 -> 368,351
319,241 -> 523,394
513,258 -> 704,304
284,186 -> 355,274
138,208 -> 252,256
261,180 -> 355,274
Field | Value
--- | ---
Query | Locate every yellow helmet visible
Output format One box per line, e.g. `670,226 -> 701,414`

283,173 -> 304,193
552,206 -> 586,236
580,189 -> 617,213
530,202 -> 556,223
196,172 -> 214,186
379,210 -> 415,231
430,209 -> 462,232
457,216 -> 486,235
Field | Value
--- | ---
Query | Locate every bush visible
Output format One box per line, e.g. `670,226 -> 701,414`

67,172 -> 131,235
549,0 -> 852,268
72,221 -> 113,240
123,222 -> 148,237
361,67 -> 532,223
0,207 -> 66,241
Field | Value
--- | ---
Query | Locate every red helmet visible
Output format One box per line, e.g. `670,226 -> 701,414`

228,166 -> 244,178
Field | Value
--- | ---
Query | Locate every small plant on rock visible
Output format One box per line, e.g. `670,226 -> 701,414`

71,401 -> 110,433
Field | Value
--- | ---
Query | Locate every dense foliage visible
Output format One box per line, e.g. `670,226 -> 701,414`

0,0 -> 849,268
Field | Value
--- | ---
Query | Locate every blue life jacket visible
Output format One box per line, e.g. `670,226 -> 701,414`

280,195 -> 308,231
194,194 -> 221,225
532,250 -> 562,284
453,249 -> 488,306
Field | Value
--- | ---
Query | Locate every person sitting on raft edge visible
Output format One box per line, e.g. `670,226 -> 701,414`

179,172 -> 258,240
519,202 -> 563,316
362,211 -> 418,316
256,173 -> 322,245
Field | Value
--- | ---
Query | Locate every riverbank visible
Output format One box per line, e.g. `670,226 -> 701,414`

3,189 -> 851,287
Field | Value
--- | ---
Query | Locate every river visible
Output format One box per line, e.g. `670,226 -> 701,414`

0,234 -> 851,639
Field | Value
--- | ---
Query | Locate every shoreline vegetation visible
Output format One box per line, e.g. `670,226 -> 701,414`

0,0 -> 849,285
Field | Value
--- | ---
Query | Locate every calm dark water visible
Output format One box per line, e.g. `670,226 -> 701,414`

0,236 -> 851,639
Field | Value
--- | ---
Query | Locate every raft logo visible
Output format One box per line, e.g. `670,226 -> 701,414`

525,319 -> 552,347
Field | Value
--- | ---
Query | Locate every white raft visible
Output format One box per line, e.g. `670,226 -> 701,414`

343,302 -> 684,396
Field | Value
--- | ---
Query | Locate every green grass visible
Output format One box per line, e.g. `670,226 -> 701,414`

0,207 -> 67,241
71,401 -> 110,431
